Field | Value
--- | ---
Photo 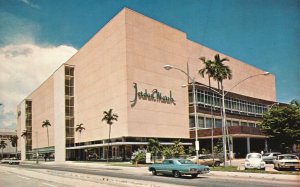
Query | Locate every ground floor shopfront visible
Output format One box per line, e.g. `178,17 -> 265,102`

45,132 -> 266,161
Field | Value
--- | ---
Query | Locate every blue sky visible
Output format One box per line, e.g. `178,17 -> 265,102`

0,0 -> 299,129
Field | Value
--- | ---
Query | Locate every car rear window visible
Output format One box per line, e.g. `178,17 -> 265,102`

178,160 -> 193,164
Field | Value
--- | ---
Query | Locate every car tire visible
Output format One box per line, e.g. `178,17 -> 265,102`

151,169 -> 157,175
191,174 -> 198,178
173,170 -> 181,178
214,161 -> 221,167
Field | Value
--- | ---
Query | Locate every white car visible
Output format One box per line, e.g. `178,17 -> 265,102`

262,152 -> 281,164
274,154 -> 300,170
245,153 -> 265,170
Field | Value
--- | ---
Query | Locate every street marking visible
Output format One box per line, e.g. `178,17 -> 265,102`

42,183 -> 58,187
17,175 -> 30,180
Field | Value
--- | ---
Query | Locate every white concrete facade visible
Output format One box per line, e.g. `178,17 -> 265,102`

19,101 -> 26,161
54,65 -> 66,162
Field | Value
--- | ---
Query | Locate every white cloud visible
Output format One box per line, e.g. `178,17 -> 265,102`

0,43 -> 77,129
19,0 -> 40,9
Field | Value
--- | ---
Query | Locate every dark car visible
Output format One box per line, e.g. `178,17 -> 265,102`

149,159 -> 210,178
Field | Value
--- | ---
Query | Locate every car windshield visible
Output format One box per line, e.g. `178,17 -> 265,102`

178,159 -> 194,164
248,154 -> 261,159
263,153 -> 270,156
279,155 -> 298,160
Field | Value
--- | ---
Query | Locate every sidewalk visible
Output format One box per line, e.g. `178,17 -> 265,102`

20,160 -> 300,182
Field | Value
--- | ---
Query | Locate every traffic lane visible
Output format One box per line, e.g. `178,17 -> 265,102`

0,168 -> 69,187
17,164 -> 291,187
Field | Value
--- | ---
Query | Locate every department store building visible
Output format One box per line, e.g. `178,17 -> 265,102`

17,8 -> 276,161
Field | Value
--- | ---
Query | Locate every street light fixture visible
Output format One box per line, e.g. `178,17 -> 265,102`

164,64 -> 270,167
196,71 -> 270,166
163,65 -> 200,165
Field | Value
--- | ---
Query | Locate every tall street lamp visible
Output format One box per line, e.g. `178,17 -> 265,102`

163,65 -> 199,164
164,64 -> 270,166
199,72 -> 270,166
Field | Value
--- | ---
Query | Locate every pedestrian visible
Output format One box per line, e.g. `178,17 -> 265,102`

44,155 -> 47,162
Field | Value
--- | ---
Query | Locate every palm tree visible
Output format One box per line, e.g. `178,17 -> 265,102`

75,123 -> 85,143
0,139 -> 7,159
75,123 -> 85,160
210,54 -> 232,163
147,138 -> 161,163
9,135 -> 18,158
21,130 -> 29,159
210,54 -> 232,89
199,56 -> 216,162
101,109 -> 118,162
42,120 -> 51,148
198,57 -> 215,88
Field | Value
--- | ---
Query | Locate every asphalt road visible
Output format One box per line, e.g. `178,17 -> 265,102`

0,167 -> 71,187
11,164 -> 296,187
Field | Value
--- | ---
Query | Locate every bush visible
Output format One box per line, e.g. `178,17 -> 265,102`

131,149 -> 146,166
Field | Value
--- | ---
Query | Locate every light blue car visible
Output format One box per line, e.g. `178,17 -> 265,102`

148,159 -> 210,178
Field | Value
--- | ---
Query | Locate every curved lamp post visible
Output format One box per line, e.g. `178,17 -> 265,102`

164,64 -> 270,167
163,65 -> 199,165
195,72 -> 270,166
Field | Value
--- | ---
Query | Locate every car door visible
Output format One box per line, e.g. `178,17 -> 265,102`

161,160 -> 174,175
198,156 -> 207,165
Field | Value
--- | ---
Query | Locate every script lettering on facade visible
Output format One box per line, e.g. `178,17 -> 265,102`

130,82 -> 175,107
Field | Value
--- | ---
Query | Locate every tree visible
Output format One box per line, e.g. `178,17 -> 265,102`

161,140 -> 185,159
198,56 -> 217,160
210,54 -> 232,90
131,149 -> 146,167
199,57 -> 215,88
75,123 -> 85,160
147,138 -> 161,163
101,109 -> 118,162
9,135 -> 18,158
0,139 -> 7,159
209,54 -> 232,163
259,100 -> 300,153
75,123 -> 85,142
198,56 -> 232,131
42,120 -> 51,148
162,146 -> 174,159
172,140 -> 185,158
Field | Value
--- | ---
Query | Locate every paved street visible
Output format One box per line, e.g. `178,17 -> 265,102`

0,161 -> 299,187
0,167 -> 71,187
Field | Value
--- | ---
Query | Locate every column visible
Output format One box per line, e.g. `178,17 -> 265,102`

247,137 -> 251,153
264,139 -> 268,152
20,101 -> 26,161
54,65 -> 66,162
229,136 -> 234,159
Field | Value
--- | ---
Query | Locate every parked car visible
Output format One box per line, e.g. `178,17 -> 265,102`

8,158 -> 20,165
1,158 -> 10,164
1,158 -> 20,165
262,152 -> 281,164
244,153 -> 265,170
148,159 -> 210,178
187,155 -> 222,166
273,154 -> 300,171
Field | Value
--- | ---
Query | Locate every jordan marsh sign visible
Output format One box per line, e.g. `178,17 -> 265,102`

130,83 -> 175,107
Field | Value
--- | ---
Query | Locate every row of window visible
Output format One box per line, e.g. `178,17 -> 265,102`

25,100 -> 32,151
189,90 -> 268,116
65,66 -> 75,147
189,116 -> 257,129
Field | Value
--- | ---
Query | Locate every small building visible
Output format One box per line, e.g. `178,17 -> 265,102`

0,129 -> 18,158
17,8 -> 276,162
